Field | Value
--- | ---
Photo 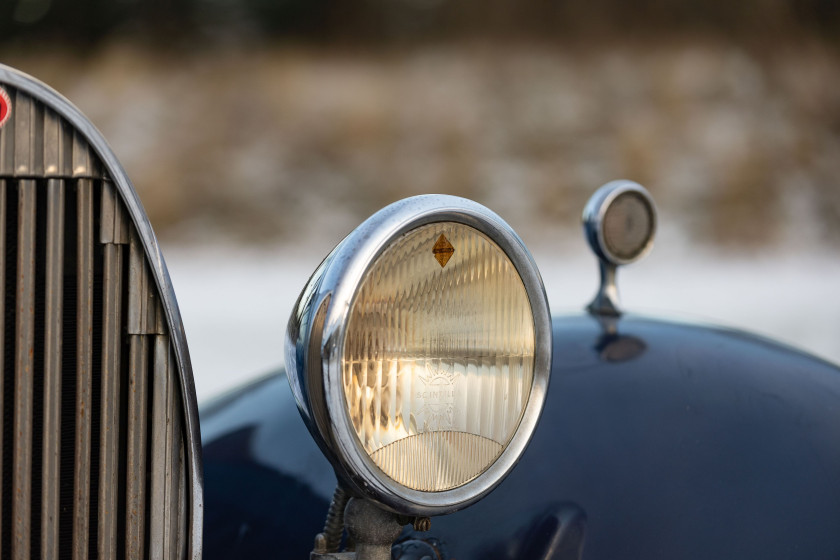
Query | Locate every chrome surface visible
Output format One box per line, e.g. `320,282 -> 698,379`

98,238 -> 124,559
13,178 -> 36,559
582,180 -> 657,316
101,180 -> 130,244
0,64 -> 202,559
0,179 -> 5,548
127,335 -> 150,558
129,229 -> 157,335
74,176 -> 94,560
287,195 -> 552,516
41,177 -> 64,560
588,259 -> 621,317
149,333 -> 187,558
165,371 -> 185,559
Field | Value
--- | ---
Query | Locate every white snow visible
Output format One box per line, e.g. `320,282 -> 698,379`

164,240 -> 840,403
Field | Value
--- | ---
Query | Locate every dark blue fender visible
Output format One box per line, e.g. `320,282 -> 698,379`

201,314 -> 840,559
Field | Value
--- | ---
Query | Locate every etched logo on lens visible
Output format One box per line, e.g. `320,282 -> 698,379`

418,362 -> 459,387
0,88 -> 11,129
415,363 -> 460,431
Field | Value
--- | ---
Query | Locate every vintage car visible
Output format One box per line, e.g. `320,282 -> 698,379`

1,63 -> 839,560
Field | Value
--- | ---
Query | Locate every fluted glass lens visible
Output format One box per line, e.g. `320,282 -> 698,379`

342,222 -> 535,492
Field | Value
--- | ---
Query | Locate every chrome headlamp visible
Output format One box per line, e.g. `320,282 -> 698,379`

286,195 -> 551,516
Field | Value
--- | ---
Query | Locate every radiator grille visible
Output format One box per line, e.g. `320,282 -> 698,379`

0,84 -> 188,558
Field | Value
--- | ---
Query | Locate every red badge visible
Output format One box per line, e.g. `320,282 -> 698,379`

0,87 -> 11,129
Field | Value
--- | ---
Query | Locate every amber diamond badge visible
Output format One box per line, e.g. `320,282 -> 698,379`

432,234 -> 455,268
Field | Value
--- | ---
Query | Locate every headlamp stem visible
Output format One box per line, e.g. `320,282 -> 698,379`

311,499 -> 402,560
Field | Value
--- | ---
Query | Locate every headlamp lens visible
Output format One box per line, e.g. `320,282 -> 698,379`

342,222 -> 535,492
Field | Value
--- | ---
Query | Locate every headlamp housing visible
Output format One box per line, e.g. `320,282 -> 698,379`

286,195 -> 551,516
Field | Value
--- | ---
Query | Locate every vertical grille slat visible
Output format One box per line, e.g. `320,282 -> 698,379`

127,231 -> 150,336
0,74 -> 195,560
97,239 -> 123,559
41,177 -> 64,560
12,178 -> 36,559
72,177 -> 94,560
14,89 -> 44,177
125,335 -> 148,559
177,440 -> 186,559
99,181 -> 129,246
99,182 -> 116,245
43,108 -> 65,178
164,362 -> 181,560
149,334 -> 170,558
41,103 -> 66,560
71,131 -> 93,180
0,177 -> 6,555
147,292 -> 159,338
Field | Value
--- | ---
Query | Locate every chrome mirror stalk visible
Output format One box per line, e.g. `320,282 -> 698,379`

583,180 -> 657,317
589,259 -> 621,317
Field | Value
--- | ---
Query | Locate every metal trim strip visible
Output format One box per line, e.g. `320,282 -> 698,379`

72,177 -> 94,560
98,241 -> 124,558
13,178 -> 36,559
126,335 -> 149,559
0,178 -> 6,554
164,350 -> 181,559
150,334 -> 171,557
41,177 -> 65,560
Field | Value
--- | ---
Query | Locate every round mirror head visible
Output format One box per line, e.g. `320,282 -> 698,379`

583,180 -> 657,266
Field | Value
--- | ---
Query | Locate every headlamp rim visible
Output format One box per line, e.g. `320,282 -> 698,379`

291,194 -> 551,516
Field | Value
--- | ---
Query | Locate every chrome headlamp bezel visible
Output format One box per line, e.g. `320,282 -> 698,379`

286,195 -> 551,516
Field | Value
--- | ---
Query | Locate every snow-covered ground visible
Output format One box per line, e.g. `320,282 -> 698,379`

165,238 -> 840,403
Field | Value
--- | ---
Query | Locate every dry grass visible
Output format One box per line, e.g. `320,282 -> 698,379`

3,39 -> 838,250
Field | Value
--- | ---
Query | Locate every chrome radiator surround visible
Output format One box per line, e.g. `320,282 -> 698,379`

0,65 -> 202,559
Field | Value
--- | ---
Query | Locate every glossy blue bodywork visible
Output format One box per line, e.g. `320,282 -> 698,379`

201,314 -> 840,559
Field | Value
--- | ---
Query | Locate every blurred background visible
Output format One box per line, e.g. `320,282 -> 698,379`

1,0 -> 838,400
